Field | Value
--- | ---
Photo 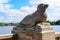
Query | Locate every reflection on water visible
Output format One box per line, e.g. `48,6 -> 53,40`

0,25 -> 60,34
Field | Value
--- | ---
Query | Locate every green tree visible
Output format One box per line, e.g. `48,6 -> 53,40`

55,20 -> 60,25
0,22 -> 6,26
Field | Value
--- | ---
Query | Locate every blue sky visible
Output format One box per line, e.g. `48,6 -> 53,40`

9,0 -> 29,9
0,0 -> 60,23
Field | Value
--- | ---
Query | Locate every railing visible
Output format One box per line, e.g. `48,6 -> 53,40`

0,34 -> 13,40
55,32 -> 60,40
0,23 -> 60,40
0,32 -> 60,40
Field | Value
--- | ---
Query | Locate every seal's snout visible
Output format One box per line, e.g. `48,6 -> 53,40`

42,4 -> 48,9
37,4 -> 49,10
42,4 -> 48,7
45,4 -> 48,7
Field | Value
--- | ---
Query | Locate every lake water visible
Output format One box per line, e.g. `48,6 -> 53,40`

0,25 -> 60,35
52,25 -> 60,32
0,26 -> 14,35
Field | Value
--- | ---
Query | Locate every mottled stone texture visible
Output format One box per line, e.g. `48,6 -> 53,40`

12,4 -> 55,40
12,3 -> 49,35
12,23 -> 55,40
14,4 -> 48,30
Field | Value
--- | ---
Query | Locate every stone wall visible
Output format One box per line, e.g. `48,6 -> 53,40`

0,34 -> 13,40
1,32 -> 60,40
55,32 -> 60,40
0,23 -> 60,40
12,23 -> 55,40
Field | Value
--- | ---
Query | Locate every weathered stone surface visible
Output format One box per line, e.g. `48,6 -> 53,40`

0,34 -> 13,39
16,4 -> 48,28
13,23 -> 55,40
12,4 -> 56,40
12,4 -> 48,34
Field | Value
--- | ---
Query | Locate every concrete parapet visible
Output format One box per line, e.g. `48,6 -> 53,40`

1,23 -> 60,40
55,32 -> 60,40
37,23 -> 55,40
16,23 -> 55,40
55,32 -> 60,37
0,34 -> 13,40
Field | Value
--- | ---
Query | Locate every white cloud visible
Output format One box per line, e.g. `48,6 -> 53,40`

0,0 -> 9,3
0,4 -> 13,12
4,4 -> 13,9
29,0 -> 60,9
0,16 -> 4,19
47,12 -> 60,21
30,0 -> 60,21
0,0 -> 60,22
6,9 -> 20,16
30,0 -> 42,5
20,6 -> 36,16
0,16 -> 4,22
4,6 -> 37,22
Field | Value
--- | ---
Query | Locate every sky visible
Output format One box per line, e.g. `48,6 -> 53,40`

0,0 -> 60,23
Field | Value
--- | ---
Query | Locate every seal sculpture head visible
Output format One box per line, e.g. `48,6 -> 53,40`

37,4 -> 48,11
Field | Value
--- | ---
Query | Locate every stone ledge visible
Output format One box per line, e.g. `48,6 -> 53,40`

40,30 -> 54,33
55,32 -> 60,37
0,34 -> 13,39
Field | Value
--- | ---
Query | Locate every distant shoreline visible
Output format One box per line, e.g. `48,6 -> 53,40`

0,20 -> 60,26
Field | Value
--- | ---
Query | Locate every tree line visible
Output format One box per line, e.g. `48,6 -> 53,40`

0,20 -> 60,26
46,20 -> 60,25
0,22 -> 19,26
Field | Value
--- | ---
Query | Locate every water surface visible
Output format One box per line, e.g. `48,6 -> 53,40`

0,25 -> 60,35
52,25 -> 60,32
0,26 -> 14,35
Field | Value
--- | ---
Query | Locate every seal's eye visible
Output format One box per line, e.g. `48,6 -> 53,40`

42,5 -> 44,7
